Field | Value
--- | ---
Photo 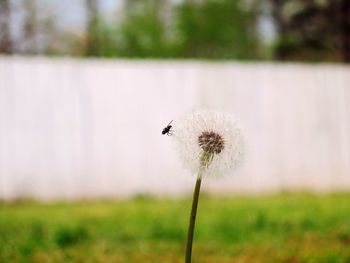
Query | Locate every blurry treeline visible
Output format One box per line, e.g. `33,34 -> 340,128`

0,0 -> 349,62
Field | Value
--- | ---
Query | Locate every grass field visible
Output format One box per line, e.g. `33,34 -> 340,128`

1,193 -> 350,263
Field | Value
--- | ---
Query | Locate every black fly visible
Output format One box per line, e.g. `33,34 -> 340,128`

162,120 -> 173,136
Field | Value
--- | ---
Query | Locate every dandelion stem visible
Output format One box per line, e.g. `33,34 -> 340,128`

185,174 -> 202,263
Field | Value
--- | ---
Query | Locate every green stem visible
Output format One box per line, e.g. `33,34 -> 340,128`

185,175 -> 202,263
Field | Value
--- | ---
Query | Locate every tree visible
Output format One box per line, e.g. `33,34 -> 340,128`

0,0 -> 13,54
85,0 -> 101,56
339,0 -> 350,62
117,0 -> 170,58
21,0 -> 39,54
175,0 -> 259,59
270,0 -> 350,62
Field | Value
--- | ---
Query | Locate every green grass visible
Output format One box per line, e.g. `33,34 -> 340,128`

1,193 -> 350,263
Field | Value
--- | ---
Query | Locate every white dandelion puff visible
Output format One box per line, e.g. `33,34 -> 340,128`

174,110 -> 244,177
163,110 -> 245,263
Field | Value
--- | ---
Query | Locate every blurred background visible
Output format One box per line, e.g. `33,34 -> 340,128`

0,0 -> 349,61
1,0 -> 350,262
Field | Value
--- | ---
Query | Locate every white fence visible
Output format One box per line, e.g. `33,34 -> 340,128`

0,57 -> 350,200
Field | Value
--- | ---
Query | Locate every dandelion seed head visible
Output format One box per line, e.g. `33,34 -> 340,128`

174,110 -> 244,177
198,131 -> 225,154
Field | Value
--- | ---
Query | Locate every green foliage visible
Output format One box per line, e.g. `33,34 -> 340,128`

175,0 -> 258,59
90,20 -> 121,58
54,225 -> 89,248
117,0 -> 171,58
1,193 -> 350,262
82,0 -> 260,59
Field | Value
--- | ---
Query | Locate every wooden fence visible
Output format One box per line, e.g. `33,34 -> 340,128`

0,57 -> 349,200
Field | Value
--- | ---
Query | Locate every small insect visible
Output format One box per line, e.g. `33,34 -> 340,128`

162,120 -> 173,136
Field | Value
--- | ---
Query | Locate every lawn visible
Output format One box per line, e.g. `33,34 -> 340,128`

1,193 -> 350,263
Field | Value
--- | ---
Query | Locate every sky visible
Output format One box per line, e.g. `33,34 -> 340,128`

54,0 -> 122,29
